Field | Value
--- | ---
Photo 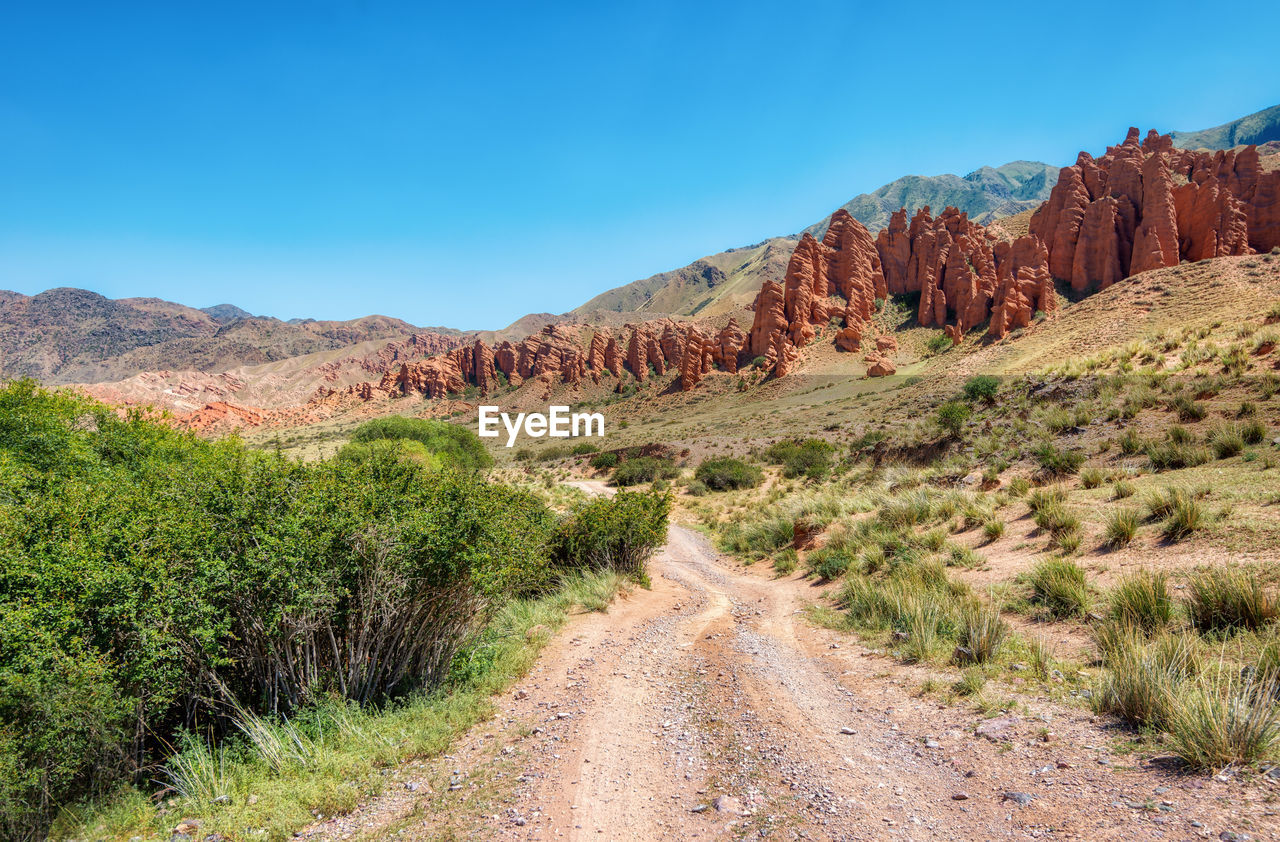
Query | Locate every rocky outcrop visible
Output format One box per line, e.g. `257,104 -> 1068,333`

748,280 -> 788,359
1030,128 -> 1280,291
342,314 -> 749,399
748,210 -> 887,376
678,326 -> 714,391
710,319 -> 745,374
864,353 -> 895,377
989,235 -> 1055,338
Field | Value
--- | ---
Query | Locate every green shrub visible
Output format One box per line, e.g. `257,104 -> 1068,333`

1108,571 -> 1172,632
684,479 -> 709,497
589,451 -> 619,470
962,375 -> 1000,403
571,441 -> 600,455
1185,567 -> 1278,634
553,490 -> 671,577
926,332 -> 953,354
348,415 -> 492,471
1027,558 -> 1089,617
936,401 -> 971,437
764,439 -> 835,479
694,457 -> 763,491
611,456 -> 678,486
811,547 -> 855,582
0,382 -> 553,838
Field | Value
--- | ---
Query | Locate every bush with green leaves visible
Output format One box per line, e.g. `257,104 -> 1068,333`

589,451 -> 619,470
0,381 -> 554,838
961,375 -> 1000,403
346,415 -> 492,471
551,489 -> 671,577
610,456 -> 679,486
763,438 -> 835,479
935,401 -> 971,437
694,457 -> 763,491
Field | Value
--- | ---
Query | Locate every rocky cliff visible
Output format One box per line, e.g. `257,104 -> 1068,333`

1029,128 -> 1279,293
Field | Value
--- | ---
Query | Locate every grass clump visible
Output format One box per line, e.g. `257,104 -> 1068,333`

1167,675 -> 1280,770
1185,567 -> 1278,634
1033,442 -> 1085,476
1026,558 -> 1089,617
1207,424 -> 1245,459
1108,571 -> 1172,632
1104,507 -> 1140,548
954,602 -> 1009,665
1091,633 -> 1197,729
1161,496 -> 1204,542
1112,479 -> 1136,500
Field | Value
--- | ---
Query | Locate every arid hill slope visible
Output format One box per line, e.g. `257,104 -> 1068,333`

0,287 -> 450,383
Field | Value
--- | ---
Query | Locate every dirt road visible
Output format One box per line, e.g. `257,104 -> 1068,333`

304,496 -> 1278,840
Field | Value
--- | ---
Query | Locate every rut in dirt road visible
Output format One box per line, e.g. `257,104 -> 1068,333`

305,518 -> 1278,841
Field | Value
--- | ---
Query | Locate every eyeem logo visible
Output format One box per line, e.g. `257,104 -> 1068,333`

478,405 -> 605,448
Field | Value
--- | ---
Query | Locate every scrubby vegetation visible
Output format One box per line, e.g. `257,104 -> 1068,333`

694,456 -> 763,491
0,382 -> 669,840
610,455 -> 679,486
763,438 -> 836,479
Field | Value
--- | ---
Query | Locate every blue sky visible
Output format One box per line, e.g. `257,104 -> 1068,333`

1,1 -> 1277,330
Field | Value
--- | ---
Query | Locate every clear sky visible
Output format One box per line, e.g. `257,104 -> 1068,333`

1,1 -> 1277,330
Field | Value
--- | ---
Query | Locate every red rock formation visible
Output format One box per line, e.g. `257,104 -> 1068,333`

875,209 -> 912,294
990,235 -> 1055,339
1030,127 -> 1279,291
711,318 -> 745,373
834,324 -> 862,352
748,210 -> 886,376
678,326 -> 714,391
748,280 -> 788,359
863,352 -> 895,377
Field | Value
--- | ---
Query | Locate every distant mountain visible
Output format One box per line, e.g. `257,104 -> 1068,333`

802,160 -> 1058,240
571,160 -> 1057,320
0,288 -> 431,383
1171,104 -> 1280,150
200,303 -> 256,322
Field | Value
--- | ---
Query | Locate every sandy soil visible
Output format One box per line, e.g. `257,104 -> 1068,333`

299,487 -> 1278,841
